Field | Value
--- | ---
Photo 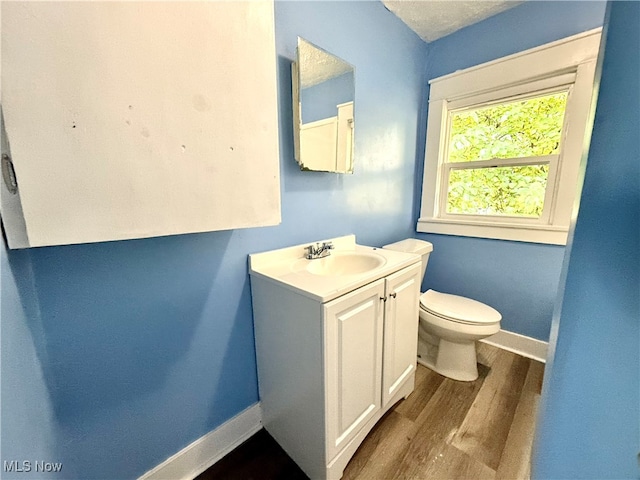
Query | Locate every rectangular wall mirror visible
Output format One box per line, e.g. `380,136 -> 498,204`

292,37 -> 355,173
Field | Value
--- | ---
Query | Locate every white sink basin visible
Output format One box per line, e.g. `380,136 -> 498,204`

298,251 -> 386,276
249,235 -> 420,302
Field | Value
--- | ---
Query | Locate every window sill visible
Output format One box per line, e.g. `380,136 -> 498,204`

416,217 -> 568,245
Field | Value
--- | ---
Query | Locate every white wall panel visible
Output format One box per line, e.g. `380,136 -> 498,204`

1,1 -> 280,248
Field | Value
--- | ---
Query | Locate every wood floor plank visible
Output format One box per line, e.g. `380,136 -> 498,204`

417,443 -> 497,480
525,359 -> 545,395
477,342 -> 501,367
342,410 -> 416,480
495,360 -> 545,480
450,349 -> 530,471
394,366 -> 445,422
392,364 -> 489,479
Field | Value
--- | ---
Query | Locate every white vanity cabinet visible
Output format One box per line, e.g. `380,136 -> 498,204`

250,254 -> 421,480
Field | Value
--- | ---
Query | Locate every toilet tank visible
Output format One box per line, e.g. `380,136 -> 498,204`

382,238 -> 433,281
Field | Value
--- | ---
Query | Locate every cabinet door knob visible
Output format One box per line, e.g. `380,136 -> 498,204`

380,296 -> 386,302
389,292 -> 397,299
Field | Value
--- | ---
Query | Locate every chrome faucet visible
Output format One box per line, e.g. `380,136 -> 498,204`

305,241 -> 334,259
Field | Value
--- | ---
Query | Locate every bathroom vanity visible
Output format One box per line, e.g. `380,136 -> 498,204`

249,235 -> 421,479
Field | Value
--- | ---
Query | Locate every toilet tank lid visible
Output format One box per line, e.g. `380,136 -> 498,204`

382,238 -> 433,255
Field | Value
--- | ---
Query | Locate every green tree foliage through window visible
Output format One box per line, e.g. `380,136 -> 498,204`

446,92 -> 568,217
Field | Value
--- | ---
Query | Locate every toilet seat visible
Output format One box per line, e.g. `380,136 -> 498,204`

420,289 -> 501,326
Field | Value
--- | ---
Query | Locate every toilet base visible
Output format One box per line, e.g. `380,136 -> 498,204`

417,337 -> 479,382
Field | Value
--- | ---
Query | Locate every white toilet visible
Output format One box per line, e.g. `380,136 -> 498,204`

383,239 -> 501,382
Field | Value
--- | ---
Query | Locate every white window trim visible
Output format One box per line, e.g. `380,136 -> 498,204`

417,28 -> 602,245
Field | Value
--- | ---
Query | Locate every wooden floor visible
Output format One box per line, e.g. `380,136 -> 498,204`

197,344 -> 544,480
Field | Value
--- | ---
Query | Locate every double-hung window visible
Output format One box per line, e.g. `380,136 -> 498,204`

418,29 -> 602,245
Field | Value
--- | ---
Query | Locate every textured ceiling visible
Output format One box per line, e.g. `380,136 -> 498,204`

296,2 -> 521,88
298,38 -> 353,89
382,0 -> 522,42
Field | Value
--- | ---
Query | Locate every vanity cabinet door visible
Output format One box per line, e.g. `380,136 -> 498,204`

324,279 -> 385,462
382,263 -> 421,407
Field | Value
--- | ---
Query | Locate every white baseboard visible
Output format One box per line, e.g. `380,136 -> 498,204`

139,403 -> 263,480
480,329 -> 548,363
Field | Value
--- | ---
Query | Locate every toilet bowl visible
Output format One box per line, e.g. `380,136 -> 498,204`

418,289 -> 501,381
382,239 -> 502,382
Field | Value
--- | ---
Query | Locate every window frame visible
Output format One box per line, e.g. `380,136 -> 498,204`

441,86 -> 571,226
417,29 -> 602,245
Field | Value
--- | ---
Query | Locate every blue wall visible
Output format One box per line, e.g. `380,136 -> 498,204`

1,244 -> 56,477
0,2 -> 425,479
533,2 -> 640,477
416,1 -> 606,341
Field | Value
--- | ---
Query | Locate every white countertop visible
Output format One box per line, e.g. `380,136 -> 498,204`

249,235 -> 421,303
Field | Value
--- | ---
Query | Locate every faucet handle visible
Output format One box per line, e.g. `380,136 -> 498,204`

305,243 -> 319,259
322,241 -> 334,250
